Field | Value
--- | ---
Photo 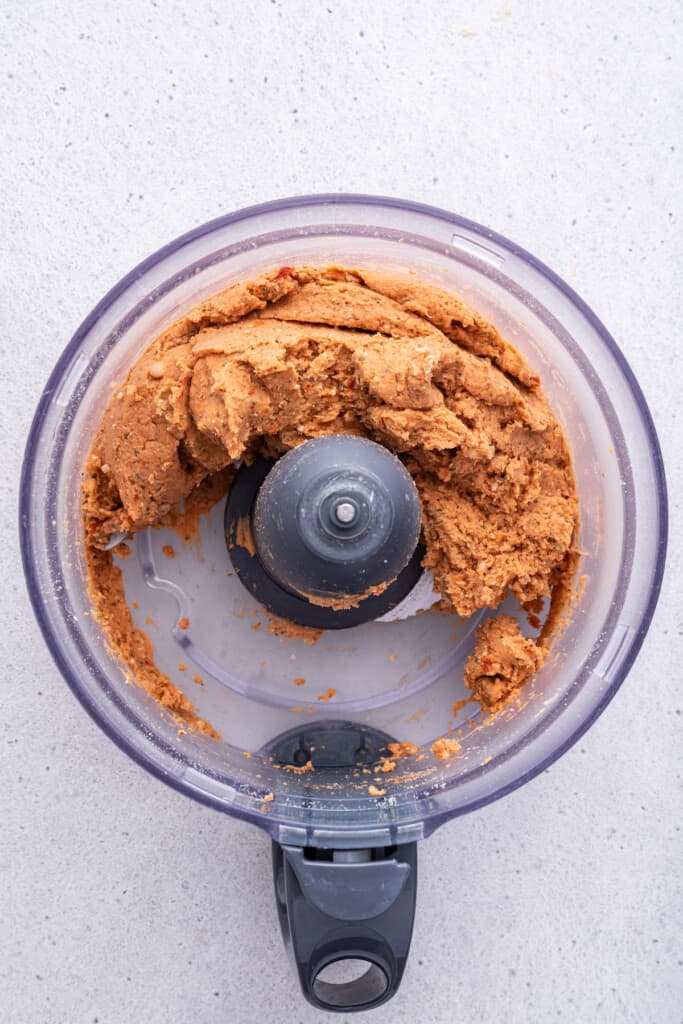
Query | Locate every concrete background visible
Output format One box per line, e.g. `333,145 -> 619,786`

2,1 -> 681,1021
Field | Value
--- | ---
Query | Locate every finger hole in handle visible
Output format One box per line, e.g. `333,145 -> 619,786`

312,957 -> 389,1010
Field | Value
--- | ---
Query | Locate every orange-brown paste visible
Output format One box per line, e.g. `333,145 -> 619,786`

83,266 -> 578,734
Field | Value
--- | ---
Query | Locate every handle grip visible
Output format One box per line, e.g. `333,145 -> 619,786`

273,841 -> 417,1012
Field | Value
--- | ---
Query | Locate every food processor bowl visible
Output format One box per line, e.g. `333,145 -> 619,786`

20,196 -> 667,1011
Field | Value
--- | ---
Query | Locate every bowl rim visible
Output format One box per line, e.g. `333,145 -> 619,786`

19,193 -> 669,836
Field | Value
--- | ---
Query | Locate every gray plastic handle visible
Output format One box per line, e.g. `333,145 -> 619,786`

272,841 -> 418,1012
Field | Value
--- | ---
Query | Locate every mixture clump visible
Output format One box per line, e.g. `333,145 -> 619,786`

83,266 -> 578,733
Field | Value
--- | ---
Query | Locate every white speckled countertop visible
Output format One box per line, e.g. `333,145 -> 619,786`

2,2 -> 681,1022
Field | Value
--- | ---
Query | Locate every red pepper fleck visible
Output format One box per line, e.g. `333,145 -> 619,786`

277,265 -> 292,279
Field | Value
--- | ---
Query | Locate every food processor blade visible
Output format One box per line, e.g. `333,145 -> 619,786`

225,436 -> 426,629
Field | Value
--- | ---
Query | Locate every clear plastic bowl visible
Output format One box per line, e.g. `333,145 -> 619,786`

20,195 -> 667,849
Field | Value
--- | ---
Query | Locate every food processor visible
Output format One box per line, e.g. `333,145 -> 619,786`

20,195 -> 667,1012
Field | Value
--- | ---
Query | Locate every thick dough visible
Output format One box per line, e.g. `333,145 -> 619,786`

83,266 -> 578,729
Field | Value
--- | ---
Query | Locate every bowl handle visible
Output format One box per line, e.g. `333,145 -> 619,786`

272,840 -> 417,1012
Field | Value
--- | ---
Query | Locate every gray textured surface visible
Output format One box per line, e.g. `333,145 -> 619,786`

2,2 -> 681,1022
